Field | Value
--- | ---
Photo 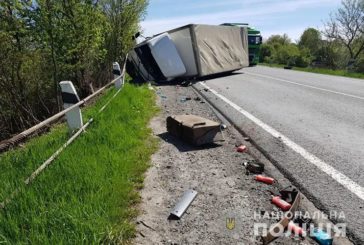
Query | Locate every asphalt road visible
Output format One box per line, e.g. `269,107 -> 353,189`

194,66 -> 364,244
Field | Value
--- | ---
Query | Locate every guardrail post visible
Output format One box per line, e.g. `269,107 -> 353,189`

59,81 -> 83,131
113,62 -> 122,89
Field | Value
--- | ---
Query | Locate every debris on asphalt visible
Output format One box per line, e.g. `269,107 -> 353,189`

262,216 -> 290,245
169,189 -> 198,219
288,221 -> 305,236
245,160 -> 265,174
180,96 -> 191,102
293,214 -> 312,227
139,220 -> 156,231
236,144 -> 247,153
220,124 -> 227,130
244,136 -> 251,141
262,193 -> 301,244
279,186 -> 298,204
271,196 -> 292,211
137,85 -> 324,245
311,228 -> 333,245
194,96 -> 201,101
255,175 -> 275,185
166,114 -> 224,146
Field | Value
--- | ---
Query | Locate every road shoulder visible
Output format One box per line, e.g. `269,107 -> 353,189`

134,84 -> 321,244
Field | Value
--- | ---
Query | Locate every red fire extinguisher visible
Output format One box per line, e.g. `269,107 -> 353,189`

271,196 -> 292,211
255,175 -> 275,185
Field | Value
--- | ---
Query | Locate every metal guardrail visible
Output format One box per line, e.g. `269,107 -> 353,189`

0,58 -> 128,209
0,60 -> 127,153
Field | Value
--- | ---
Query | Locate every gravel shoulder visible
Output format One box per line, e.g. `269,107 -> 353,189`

134,84 -> 318,245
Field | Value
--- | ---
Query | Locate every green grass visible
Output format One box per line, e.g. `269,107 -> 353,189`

259,63 -> 364,79
0,83 -> 159,244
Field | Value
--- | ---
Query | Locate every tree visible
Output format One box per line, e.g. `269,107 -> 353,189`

266,34 -> 291,47
299,28 -> 322,59
0,0 -> 149,140
324,0 -> 364,62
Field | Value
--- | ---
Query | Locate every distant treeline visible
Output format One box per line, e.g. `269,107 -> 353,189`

260,0 -> 364,72
0,0 -> 148,141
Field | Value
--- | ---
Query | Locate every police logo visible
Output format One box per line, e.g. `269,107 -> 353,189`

226,217 -> 235,230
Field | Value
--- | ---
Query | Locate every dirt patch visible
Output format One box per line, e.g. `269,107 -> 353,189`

134,85 -> 316,245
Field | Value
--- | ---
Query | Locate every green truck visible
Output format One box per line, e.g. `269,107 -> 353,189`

221,23 -> 262,66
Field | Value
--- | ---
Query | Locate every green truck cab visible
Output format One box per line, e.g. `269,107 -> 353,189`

221,23 -> 262,66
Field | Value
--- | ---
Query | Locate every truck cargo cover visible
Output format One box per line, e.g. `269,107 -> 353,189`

194,25 -> 249,76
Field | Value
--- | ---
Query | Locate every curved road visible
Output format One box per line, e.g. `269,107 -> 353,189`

195,66 -> 364,243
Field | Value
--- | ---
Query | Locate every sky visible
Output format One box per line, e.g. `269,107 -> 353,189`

140,0 -> 343,42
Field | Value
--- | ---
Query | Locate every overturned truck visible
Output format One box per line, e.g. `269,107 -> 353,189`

127,24 -> 249,82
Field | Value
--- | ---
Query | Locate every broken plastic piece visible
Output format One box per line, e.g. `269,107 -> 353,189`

311,228 -> 333,245
272,196 -> 292,211
170,190 -> 198,219
279,186 -> 298,204
237,145 -> 247,153
246,160 -> 265,174
255,175 -> 275,185
288,221 -> 305,236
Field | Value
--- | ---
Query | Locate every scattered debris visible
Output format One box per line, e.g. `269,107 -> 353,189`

255,175 -> 275,185
279,186 -> 298,204
169,190 -> 198,219
194,97 -> 201,101
288,221 -> 305,236
293,214 -> 312,227
311,228 -> 333,245
262,217 -> 290,245
220,124 -> 227,129
140,220 -> 156,231
271,196 -> 292,211
262,193 -> 301,244
180,96 -> 192,102
245,160 -> 265,174
166,115 -> 224,146
236,145 -> 247,153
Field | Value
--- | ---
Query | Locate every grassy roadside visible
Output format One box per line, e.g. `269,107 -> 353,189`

259,63 -> 364,79
0,83 -> 159,243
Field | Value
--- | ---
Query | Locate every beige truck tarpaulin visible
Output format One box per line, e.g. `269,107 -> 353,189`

168,24 -> 249,78
194,24 -> 249,76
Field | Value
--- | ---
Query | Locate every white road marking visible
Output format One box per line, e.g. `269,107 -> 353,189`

244,71 -> 364,101
199,82 -> 364,201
